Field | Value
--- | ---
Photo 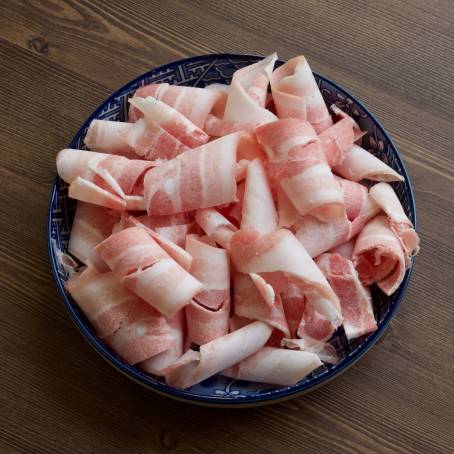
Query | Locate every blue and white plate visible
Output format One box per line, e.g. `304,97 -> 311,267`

48,54 -> 417,407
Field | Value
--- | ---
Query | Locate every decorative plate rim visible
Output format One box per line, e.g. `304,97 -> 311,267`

47,53 -> 417,406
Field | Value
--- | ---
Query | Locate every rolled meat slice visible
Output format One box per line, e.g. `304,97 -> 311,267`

333,144 -> 404,182
241,158 -> 278,233
277,188 -> 300,228
352,215 -> 406,295
84,120 -> 136,158
317,253 -> 377,340
65,264 -> 144,337
270,55 -> 332,133
129,83 -> 220,128
123,118 -> 190,161
205,54 -> 277,136
229,229 -> 342,328
228,181 -> 245,226
141,310 -> 185,376
280,283 -> 306,338
369,182 -> 420,264
336,177 -> 368,221
281,338 -> 337,364
104,301 -> 175,365
143,133 -> 240,216
195,208 -> 238,249
318,105 -> 364,167
328,238 -> 355,259
222,347 -> 322,386
185,299 -> 230,345
68,202 -> 120,271
297,298 -> 337,342
96,227 -> 203,317
237,133 -> 267,162
164,321 -> 272,389
129,96 -> 209,148
205,83 -> 229,118
56,148 -> 154,210
255,119 -> 345,222
233,273 -> 290,336
185,235 -> 230,310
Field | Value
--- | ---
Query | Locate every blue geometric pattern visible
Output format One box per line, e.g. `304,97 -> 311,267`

47,54 -> 417,406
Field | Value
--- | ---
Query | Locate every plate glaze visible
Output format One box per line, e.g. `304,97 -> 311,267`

48,54 -> 416,407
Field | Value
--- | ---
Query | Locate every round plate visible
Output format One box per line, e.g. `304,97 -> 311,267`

48,54 -> 417,407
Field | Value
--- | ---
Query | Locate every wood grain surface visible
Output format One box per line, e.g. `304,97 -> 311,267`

0,1 -> 453,452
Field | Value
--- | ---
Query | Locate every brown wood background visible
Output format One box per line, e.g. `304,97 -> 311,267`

0,1 -> 453,452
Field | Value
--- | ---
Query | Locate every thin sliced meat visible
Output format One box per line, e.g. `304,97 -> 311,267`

255,119 -> 345,221
229,229 -> 342,327
333,144 -> 404,182
370,182 -> 420,264
129,83 -> 219,128
349,193 -> 382,238
185,299 -> 230,345
270,55 -> 332,132
195,208 -> 238,249
129,96 -> 209,148
104,301 -> 175,365
297,298 -> 336,342
237,133 -> 267,162
233,273 -> 290,336
222,346 -> 322,386
228,181 -> 245,226
294,214 -> 351,258
205,54 -> 277,136
282,338 -> 337,364
235,159 -> 249,182
280,283 -> 306,338
241,158 -> 278,233
277,187 -> 300,228
317,253 -> 377,340
84,119 -> 136,158
205,83 -> 229,118
352,215 -> 406,295
328,238 -> 355,260
185,234 -> 230,310
68,202 -> 120,271
143,133 -> 240,215
141,310 -> 185,376
124,118 -> 190,161
96,227 -> 203,317
229,315 -> 251,332
65,264 -> 145,337
336,177 -> 369,222
163,320 -> 272,389
318,105 -> 364,167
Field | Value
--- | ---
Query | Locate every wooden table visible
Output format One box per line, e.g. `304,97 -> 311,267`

1,1 -> 453,452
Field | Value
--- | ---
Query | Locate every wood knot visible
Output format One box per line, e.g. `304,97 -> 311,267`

28,37 -> 49,55
159,431 -> 180,450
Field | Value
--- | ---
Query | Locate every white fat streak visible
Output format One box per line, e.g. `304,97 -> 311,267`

276,135 -> 318,160
198,144 -> 208,207
87,161 -> 126,199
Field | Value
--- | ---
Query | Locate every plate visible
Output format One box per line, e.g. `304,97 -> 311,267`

48,54 -> 416,407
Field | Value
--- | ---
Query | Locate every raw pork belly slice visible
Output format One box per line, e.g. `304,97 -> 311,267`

229,229 -> 342,328
277,188 -> 300,228
195,208 -> 238,249
280,283 -> 306,338
241,158 -> 278,233
317,253 -> 377,340
185,235 -> 230,310
336,177 -> 368,221
281,338 -> 337,364
56,148 -> 154,210
144,133 -> 240,215
233,273 -> 290,337
205,53 -> 277,136
352,215 -> 406,295
333,144 -> 404,182
129,96 -> 209,148
255,119 -> 345,221
370,182 -> 420,264
68,202 -> 120,271
104,301 -> 175,365
124,118 -> 190,161
270,55 -> 333,133
222,346 -> 322,386
129,83 -> 219,128
96,227 -> 203,317
297,298 -> 336,342
237,133 -> 267,162
164,321 -> 272,389
228,181 -> 245,226
205,83 -> 229,118
328,238 -> 356,260
84,120 -> 136,158
141,310 -> 185,375
65,264 -> 141,337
